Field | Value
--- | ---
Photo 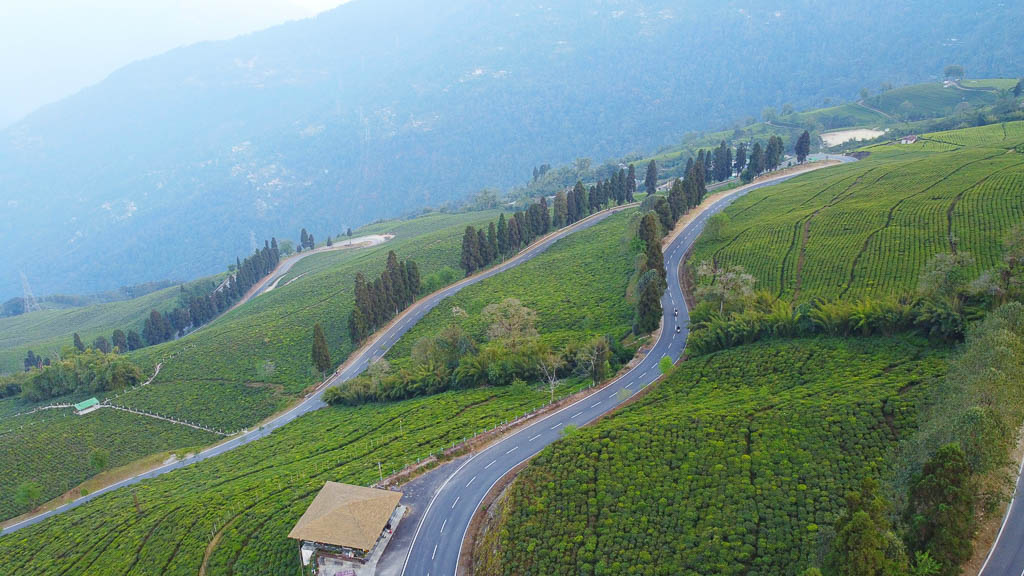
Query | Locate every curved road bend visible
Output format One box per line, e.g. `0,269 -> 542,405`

1,206 -> 631,537
392,155 -> 857,576
979,456 -> 1024,575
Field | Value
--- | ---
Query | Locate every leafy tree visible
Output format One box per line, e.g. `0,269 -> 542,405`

126,330 -> 143,351
943,64 -> 964,79
73,333 -> 85,352
796,130 -> 811,163
1014,79 -> 1022,98
828,477 -> 902,576
23,350 -> 39,371
734,142 -> 747,174
694,262 -> 756,313
644,159 -> 658,192
111,329 -> 127,352
312,322 -> 331,376
906,443 -> 975,576
92,336 -> 111,354
638,212 -> 665,280
300,228 -> 309,248
89,448 -> 110,472
653,196 -> 674,234
482,298 -> 538,347
14,482 -> 42,510
668,179 -> 686,222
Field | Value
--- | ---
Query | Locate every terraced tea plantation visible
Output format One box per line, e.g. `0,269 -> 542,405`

387,209 -> 638,362
689,122 -> 1024,301
0,384 -> 558,575
123,209 -> 503,432
0,409 -> 219,520
479,338 -> 948,576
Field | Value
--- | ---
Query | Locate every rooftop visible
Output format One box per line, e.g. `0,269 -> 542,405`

288,482 -> 402,553
74,397 -> 99,411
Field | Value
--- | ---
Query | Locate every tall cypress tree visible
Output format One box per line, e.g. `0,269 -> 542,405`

796,130 -> 811,163
477,228 -> 490,267
553,191 -> 568,228
644,160 -> 658,192
622,163 -> 630,201
487,222 -> 498,264
461,226 -> 480,275
497,213 -> 509,255
312,323 -> 331,376
73,333 -> 85,352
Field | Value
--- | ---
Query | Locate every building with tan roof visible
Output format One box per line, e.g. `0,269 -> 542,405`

288,482 -> 404,571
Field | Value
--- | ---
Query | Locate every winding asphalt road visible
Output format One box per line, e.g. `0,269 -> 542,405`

979,457 -> 1024,575
390,155 -> 857,576
1,156 -> 853,546
0,205 -> 630,537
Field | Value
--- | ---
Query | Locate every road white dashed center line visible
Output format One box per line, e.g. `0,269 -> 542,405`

465,476 -> 476,488
505,446 -> 518,454
452,497 -> 460,509
529,434 -> 541,442
571,411 -> 584,418
440,518 -> 447,533
484,460 -> 496,469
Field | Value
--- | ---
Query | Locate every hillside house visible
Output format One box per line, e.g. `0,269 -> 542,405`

74,397 -> 100,415
289,482 -> 404,575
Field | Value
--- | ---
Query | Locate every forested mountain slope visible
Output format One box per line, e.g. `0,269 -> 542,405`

2,0 -> 1020,298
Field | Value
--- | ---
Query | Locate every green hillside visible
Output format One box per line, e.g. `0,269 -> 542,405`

865,82 -> 1003,121
0,203 -> 641,574
0,409 -> 218,521
0,278 -> 216,375
481,121 -> 1024,576
119,209 -> 503,431
479,337 -> 946,576
689,121 -> 1024,302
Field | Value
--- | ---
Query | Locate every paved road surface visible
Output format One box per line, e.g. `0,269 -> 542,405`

389,156 -> 857,576
1,156 -> 851,540
979,457 -> 1024,575
0,206 -> 629,536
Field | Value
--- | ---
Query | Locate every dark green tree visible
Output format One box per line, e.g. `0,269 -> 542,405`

634,270 -> 665,334
653,196 -> 674,234
73,333 -> 85,352
497,213 -> 509,255
644,159 -> 658,192
312,322 -> 331,376
796,130 -> 811,163
111,329 -> 127,352
126,330 -> 143,351
668,178 -> 686,221
626,164 -> 637,201
487,222 -> 498,263
477,228 -> 491,266
92,336 -> 111,354
553,190 -> 568,228
461,226 -> 481,275
906,443 -> 975,576
734,142 -> 747,173
828,477 -> 899,576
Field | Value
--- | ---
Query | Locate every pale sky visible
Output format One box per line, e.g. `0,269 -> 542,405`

0,0 -> 351,128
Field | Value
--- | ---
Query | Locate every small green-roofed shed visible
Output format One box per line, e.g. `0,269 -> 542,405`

74,398 -> 99,412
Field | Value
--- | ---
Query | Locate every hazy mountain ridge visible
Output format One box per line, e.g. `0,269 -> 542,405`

1,0 -> 1020,298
